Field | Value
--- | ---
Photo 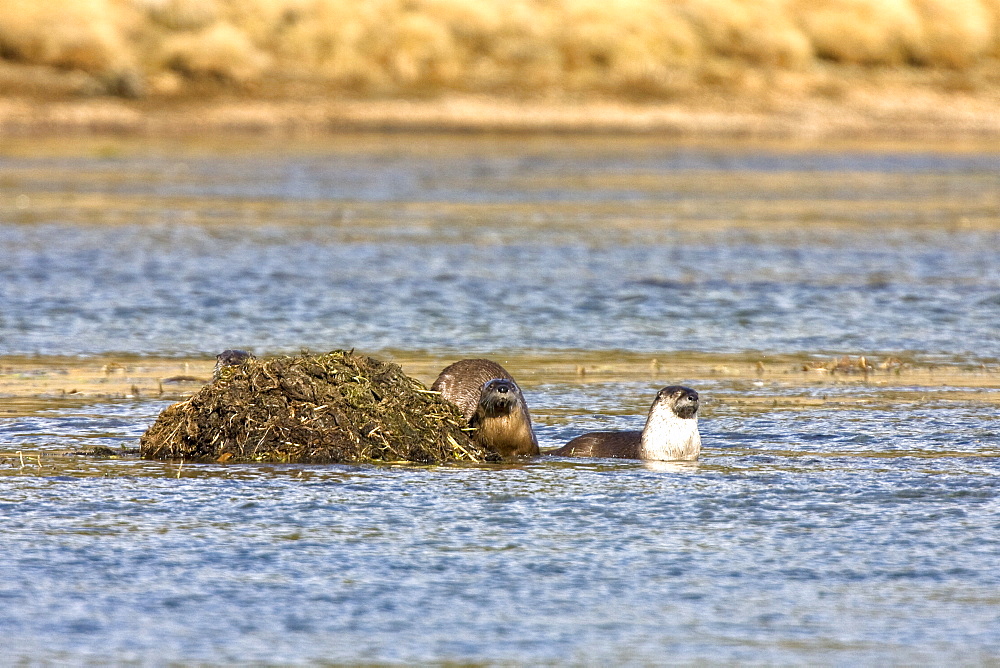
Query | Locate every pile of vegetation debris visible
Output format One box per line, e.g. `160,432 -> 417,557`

140,350 -> 498,464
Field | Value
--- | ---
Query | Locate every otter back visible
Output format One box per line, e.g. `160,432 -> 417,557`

550,431 -> 643,459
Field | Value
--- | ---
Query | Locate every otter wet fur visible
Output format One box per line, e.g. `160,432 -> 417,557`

431,359 -> 539,459
550,386 -> 701,461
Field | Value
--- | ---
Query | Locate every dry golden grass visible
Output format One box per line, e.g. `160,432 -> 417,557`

791,0 -> 923,65
1,0 -> 1000,101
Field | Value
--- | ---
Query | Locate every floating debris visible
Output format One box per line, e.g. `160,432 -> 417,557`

801,355 -> 906,375
140,350 -> 498,464
71,446 -> 140,458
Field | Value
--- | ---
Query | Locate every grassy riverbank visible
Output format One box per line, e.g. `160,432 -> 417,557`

1,0 -> 1000,139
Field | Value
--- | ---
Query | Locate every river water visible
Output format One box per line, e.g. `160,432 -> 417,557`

1,134 -> 999,663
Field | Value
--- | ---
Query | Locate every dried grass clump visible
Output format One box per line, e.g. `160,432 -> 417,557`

791,0 -> 923,65
231,0 -> 550,94
910,0 -> 995,68
144,0 -> 221,31
158,21 -> 271,83
793,0 -> 997,67
986,0 -> 1000,55
557,0 -> 703,96
0,0 -> 137,91
679,0 -> 812,68
140,350 -> 497,464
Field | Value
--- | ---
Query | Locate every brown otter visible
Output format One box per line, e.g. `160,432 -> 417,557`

549,386 -> 701,461
212,349 -> 256,380
431,359 -> 539,459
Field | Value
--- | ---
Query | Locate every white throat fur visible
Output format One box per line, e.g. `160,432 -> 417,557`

639,407 -> 701,461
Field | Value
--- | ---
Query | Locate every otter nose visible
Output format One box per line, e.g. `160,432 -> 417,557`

496,385 -> 509,393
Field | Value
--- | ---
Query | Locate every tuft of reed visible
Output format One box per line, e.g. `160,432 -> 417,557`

139,350 -> 498,465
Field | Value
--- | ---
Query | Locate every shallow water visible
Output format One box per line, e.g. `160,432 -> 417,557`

2,135 -> 1000,663
2,135 -> 1000,358
3,389 -> 1000,664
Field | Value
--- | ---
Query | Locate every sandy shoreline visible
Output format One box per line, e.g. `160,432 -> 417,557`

3,353 -> 999,417
3,88 -> 1000,142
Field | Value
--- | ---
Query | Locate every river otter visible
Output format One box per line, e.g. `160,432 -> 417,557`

431,359 -> 539,459
549,386 -> 701,461
212,349 -> 256,380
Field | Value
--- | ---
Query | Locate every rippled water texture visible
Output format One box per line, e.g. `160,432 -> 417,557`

2,135 -> 1000,663
3,390 -> 1000,664
2,136 -> 999,357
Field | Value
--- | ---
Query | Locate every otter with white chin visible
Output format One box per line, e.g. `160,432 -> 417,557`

431,359 -> 539,459
549,386 -> 701,461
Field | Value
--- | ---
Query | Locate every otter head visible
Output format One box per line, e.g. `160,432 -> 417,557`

641,385 -> 701,461
478,378 -> 521,417
655,385 -> 699,419
213,349 -> 256,380
471,378 -> 539,458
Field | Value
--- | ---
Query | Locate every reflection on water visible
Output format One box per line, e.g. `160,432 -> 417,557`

641,459 -> 701,473
2,135 -> 1000,663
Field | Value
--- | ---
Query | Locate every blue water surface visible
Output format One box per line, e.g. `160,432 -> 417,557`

1,135 -> 999,359
2,136 -> 1000,663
